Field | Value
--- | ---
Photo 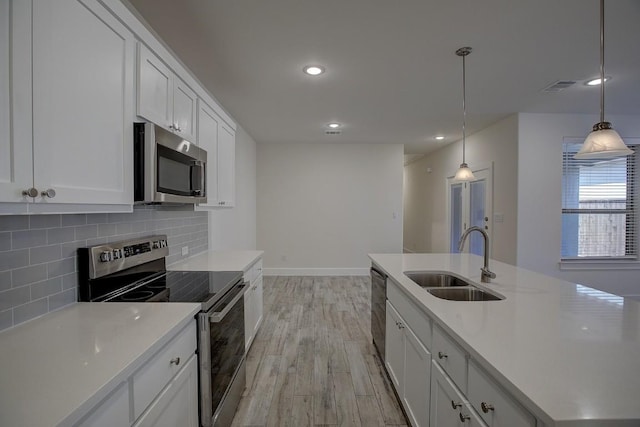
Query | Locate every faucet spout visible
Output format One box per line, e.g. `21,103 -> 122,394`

457,226 -> 496,283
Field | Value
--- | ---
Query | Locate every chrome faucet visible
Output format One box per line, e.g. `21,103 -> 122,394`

458,226 -> 496,283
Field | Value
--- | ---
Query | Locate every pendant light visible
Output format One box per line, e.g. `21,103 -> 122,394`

453,47 -> 476,181
574,0 -> 631,159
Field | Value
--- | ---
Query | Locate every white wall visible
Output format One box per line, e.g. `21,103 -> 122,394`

403,115 -> 519,265
209,126 -> 257,250
517,113 -> 640,297
257,143 -> 404,275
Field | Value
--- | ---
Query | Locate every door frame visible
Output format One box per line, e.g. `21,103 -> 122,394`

445,162 -> 494,255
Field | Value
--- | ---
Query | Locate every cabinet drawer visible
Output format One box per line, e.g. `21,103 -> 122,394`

432,325 -> 467,392
430,362 -> 486,427
132,322 -> 197,420
387,279 -> 432,349
468,361 -> 535,427
245,258 -> 263,283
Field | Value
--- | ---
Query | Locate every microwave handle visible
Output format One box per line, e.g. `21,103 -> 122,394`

191,160 -> 206,196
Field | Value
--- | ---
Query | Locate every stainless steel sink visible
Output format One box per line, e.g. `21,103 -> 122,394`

404,272 -> 471,288
427,287 -> 504,301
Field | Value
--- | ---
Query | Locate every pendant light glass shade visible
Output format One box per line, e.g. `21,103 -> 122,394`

574,0 -> 631,159
574,123 -> 632,159
453,47 -> 476,182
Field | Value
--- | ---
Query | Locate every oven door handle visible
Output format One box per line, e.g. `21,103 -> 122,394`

208,283 -> 248,323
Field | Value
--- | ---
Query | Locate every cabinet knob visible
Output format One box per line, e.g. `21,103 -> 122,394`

22,188 -> 39,198
169,124 -> 175,130
481,402 -> 495,413
41,188 -> 56,198
459,412 -> 471,422
170,357 -> 181,366
438,351 -> 448,359
451,401 -> 462,410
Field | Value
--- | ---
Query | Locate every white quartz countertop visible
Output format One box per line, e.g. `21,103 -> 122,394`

0,302 -> 200,427
169,250 -> 264,272
369,253 -> 640,427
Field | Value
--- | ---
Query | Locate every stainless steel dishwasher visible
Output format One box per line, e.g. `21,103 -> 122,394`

370,266 -> 387,361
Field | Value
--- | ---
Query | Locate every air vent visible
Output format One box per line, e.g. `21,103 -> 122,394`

543,80 -> 577,92
325,130 -> 342,135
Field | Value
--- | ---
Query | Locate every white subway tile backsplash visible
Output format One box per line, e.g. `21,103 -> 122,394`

0,207 -> 208,331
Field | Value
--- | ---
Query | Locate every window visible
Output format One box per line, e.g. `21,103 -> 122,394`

561,138 -> 638,260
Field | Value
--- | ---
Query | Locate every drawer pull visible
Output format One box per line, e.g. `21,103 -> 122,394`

170,357 -> 181,366
459,412 -> 471,422
438,351 -> 448,359
481,402 -> 495,413
451,400 -> 462,410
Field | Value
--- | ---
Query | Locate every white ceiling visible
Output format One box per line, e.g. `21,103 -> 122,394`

126,0 -> 640,154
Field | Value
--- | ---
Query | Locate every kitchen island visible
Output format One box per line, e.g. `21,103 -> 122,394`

370,253 -> 640,427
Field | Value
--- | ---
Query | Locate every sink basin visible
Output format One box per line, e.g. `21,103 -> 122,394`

427,287 -> 504,301
404,272 -> 471,288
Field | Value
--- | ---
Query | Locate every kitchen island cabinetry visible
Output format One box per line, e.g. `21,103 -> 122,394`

1,0 -> 135,213
244,257 -> 264,350
137,44 -> 197,143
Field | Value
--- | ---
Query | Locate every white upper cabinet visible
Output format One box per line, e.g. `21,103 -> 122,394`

0,0 -> 32,204
31,0 -> 134,206
0,0 -> 134,210
137,44 -> 197,143
195,100 -> 236,208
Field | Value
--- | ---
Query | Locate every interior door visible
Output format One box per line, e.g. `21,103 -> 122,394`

448,167 -> 492,256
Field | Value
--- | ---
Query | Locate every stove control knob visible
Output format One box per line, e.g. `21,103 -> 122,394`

160,240 -> 167,248
99,251 -> 113,262
113,249 -> 123,259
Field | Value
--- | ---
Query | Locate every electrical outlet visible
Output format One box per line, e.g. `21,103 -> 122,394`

181,246 -> 189,256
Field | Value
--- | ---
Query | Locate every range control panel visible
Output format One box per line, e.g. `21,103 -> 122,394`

85,235 -> 169,279
98,239 -> 168,262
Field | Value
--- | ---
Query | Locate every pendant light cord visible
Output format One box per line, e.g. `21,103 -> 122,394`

600,0 -> 605,124
462,51 -> 467,164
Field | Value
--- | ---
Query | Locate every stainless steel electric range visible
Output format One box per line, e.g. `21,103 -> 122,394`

78,235 -> 246,427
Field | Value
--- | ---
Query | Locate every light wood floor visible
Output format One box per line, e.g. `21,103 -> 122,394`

231,276 -> 408,427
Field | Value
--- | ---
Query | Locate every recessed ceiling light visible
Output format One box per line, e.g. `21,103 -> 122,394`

435,136 -> 445,141
585,76 -> 611,86
328,123 -> 341,129
303,65 -> 325,76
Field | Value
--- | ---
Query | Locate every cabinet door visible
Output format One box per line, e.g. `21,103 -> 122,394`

431,362 -> 486,427
137,44 -> 173,129
31,0 -> 134,205
172,78 -> 197,142
404,326 -> 431,427
0,0 -> 32,203
385,301 -> 405,392
195,101 -> 219,207
76,382 -> 130,427
244,286 -> 255,350
216,122 -> 236,207
133,354 -> 199,427
254,275 -> 264,334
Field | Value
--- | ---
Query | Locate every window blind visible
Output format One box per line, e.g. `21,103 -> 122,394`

561,138 -> 638,259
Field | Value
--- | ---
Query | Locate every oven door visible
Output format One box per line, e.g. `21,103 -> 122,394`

198,281 -> 247,427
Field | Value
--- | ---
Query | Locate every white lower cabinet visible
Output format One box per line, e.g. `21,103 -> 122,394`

386,300 -> 431,427
431,362 -> 486,427
132,354 -> 198,427
467,361 -> 535,427
244,258 -> 264,350
75,382 -> 130,427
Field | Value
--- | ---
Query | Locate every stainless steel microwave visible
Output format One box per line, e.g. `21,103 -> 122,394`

134,122 -> 207,204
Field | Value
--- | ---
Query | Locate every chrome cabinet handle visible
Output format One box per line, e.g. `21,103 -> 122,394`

481,402 -> 494,413
451,401 -> 462,410
41,188 -> 56,198
459,412 -> 471,422
170,357 -> 180,366
438,351 -> 448,359
22,188 -> 38,197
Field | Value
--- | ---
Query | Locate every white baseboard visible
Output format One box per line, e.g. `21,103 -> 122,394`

263,267 -> 369,276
